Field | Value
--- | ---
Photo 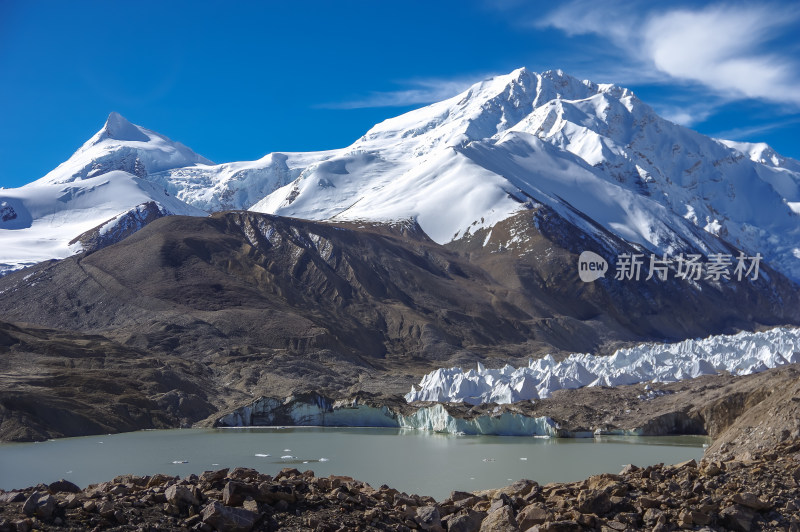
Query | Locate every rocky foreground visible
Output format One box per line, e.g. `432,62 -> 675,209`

2,441 -> 800,532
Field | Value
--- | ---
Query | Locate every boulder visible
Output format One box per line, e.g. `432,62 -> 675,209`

575,489 -> 611,515
445,509 -> 486,532
530,521 -> 582,532
720,504 -> 756,532
0,492 -> 25,503
146,473 -> 176,488
201,501 -> 259,532
21,491 -> 56,521
256,482 -> 296,504
228,467 -> 260,482
732,492 -> 771,511
480,505 -> 518,531
166,484 -> 199,507
200,468 -> 230,484
47,479 -> 81,493
223,481 -> 260,506
517,504 -> 550,528
415,505 -> 443,531
97,500 -> 116,519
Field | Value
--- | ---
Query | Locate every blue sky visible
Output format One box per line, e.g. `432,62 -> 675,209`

2,0 -> 799,188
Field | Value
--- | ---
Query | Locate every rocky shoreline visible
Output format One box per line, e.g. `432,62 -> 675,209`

1,440 -> 799,531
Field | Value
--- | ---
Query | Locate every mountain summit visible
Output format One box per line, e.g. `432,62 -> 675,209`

98,111 -> 151,143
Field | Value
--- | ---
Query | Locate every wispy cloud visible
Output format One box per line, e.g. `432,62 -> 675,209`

539,1 -> 800,106
318,76 -> 482,109
712,116 -> 800,141
654,102 -> 717,127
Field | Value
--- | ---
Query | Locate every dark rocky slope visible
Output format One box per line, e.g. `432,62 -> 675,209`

0,209 -> 799,441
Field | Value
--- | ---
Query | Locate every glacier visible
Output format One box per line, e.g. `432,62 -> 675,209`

216,396 -> 558,437
405,327 -> 800,404
215,327 -> 800,436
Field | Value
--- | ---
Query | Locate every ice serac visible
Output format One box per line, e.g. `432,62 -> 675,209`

405,327 -> 800,405
252,68 -> 800,282
215,394 -> 558,437
148,150 -> 336,212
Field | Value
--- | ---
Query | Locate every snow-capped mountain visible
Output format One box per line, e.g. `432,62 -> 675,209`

0,113 -> 207,274
3,68 -> 800,283
251,68 -> 800,281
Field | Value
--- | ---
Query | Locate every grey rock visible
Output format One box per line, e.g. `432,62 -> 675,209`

732,492 -> 771,511
480,505 -> 519,532
166,484 -> 200,507
576,489 -> 611,515
200,468 -> 229,484
201,500 -> 259,532
0,492 -> 25,503
516,503 -> 549,528
22,491 -> 57,521
415,505 -> 443,531
720,504 -> 756,532
446,509 -> 486,532
47,479 -> 81,493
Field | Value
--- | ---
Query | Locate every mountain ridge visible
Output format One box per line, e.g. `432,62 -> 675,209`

2,68 -> 800,283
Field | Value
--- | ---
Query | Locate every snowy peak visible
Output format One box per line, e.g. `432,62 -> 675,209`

0,113 -> 210,275
351,67 -> 637,160
95,111 -> 151,143
37,113 -> 213,186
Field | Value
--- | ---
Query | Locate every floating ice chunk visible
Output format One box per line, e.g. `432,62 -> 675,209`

255,453 -> 270,457
319,457 -> 329,462
172,460 -> 188,464
281,455 -> 296,459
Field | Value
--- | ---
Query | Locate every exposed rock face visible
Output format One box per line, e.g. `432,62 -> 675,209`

1,440 -> 799,531
0,320 -> 220,442
68,201 -> 172,254
704,369 -> 800,461
0,201 -> 17,222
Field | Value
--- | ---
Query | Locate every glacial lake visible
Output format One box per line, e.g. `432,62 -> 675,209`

0,428 -> 708,500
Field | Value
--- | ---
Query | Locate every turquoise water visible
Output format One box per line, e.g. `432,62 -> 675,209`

0,427 -> 708,499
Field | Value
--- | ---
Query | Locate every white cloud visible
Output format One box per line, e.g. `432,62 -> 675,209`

540,2 -> 800,106
319,77 -> 480,109
713,116 -> 800,141
655,104 -> 716,127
